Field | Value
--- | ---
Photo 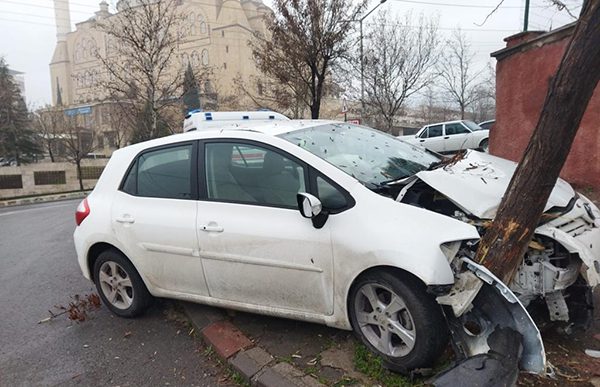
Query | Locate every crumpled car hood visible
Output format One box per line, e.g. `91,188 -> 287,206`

415,151 -> 575,219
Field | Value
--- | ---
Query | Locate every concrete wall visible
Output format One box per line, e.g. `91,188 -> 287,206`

491,25 -> 600,190
0,159 -> 108,199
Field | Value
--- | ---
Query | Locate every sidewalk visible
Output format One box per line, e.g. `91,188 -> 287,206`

0,190 -> 89,207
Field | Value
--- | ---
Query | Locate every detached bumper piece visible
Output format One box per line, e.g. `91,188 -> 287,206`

432,258 -> 547,386
431,327 -> 521,387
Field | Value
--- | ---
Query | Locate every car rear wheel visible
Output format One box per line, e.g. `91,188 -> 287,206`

348,271 -> 448,373
93,249 -> 152,318
479,139 -> 489,153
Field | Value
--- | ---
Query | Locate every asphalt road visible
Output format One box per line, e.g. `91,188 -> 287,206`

0,200 -> 232,386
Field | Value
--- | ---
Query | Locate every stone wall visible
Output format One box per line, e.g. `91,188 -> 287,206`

0,159 -> 109,199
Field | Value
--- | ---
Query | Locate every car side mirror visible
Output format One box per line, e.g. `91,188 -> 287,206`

297,193 -> 328,229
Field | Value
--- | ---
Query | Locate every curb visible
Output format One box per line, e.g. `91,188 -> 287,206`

0,191 -> 89,207
181,302 -> 325,387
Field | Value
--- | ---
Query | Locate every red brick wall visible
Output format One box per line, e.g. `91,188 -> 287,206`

491,34 -> 600,190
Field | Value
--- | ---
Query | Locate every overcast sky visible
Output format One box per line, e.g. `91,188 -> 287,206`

0,0 -> 582,108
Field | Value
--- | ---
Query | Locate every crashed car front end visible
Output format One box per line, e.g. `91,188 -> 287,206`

394,151 -> 600,378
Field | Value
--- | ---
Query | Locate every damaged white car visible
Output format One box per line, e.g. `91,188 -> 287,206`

74,118 -> 600,377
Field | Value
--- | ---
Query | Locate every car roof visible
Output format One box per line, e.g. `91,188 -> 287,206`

423,120 -> 469,127
114,119 -> 341,156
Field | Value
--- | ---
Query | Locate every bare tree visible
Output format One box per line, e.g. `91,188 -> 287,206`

252,0 -> 368,119
34,106 -> 64,162
61,115 -> 98,191
476,0 -> 600,283
439,29 -> 483,119
361,12 -> 440,131
95,0 -> 187,142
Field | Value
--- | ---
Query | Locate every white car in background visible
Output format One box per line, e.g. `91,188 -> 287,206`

402,120 -> 489,153
73,112 -> 600,376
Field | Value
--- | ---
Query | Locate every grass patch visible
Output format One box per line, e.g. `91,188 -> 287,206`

353,343 -> 417,386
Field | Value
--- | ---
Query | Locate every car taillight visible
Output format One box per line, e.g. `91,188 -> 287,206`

75,198 -> 90,226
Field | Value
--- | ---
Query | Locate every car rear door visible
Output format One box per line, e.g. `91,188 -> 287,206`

195,139 -> 335,315
111,142 -> 210,296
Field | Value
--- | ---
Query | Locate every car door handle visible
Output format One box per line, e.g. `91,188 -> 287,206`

419,139 -> 425,142
200,225 -> 224,233
115,216 -> 135,224
444,136 -> 450,139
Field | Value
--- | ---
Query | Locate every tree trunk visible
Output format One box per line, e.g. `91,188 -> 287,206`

76,159 -> 84,191
476,1 -> 600,284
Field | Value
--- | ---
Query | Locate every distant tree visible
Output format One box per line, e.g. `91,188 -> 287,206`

439,29 -> 482,119
362,12 -> 440,131
252,0 -> 368,119
96,0 -> 197,142
34,106 -> 63,162
0,58 -> 41,165
61,115 -> 98,191
182,63 -> 201,114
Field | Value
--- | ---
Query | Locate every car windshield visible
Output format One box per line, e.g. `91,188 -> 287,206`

463,120 -> 484,131
279,123 -> 440,186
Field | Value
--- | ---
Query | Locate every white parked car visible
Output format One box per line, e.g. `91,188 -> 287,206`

74,114 -> 600,375
402,120 -> 490,153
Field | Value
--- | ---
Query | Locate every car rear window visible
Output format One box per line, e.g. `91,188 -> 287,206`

121,144 -> 193,199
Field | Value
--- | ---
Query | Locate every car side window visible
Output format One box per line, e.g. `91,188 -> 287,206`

428,125 -> 443,137
419,128 -> 429,138
445,123 -> 470,135
205,142 -> 306,208
127,144 -> 193,199
317,176 -> 347,211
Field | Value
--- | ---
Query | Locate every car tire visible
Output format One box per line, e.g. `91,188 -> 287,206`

93,249 -> 153,318
479,139 -> 489,153
348,270 -> 448,373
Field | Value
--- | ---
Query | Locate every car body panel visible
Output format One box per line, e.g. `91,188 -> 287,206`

414,150 -> 574,219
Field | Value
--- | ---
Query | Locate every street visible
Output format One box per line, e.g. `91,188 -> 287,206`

0,200 -> 232,386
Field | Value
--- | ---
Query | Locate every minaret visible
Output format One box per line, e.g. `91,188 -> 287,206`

54,0 -> 72,42
50,0 -> 73,106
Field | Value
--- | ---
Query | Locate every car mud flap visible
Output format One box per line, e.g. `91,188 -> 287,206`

431,258 -> 547,386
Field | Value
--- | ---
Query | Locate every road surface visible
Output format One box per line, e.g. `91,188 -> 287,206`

0,200 -> 232,386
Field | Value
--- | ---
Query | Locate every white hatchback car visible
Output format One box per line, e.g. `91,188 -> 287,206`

402,120 -> 489,153
74,117 -> 600,374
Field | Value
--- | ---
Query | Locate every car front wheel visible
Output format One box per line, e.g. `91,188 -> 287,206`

93,249 -> 152,317
348,271 -> 448,373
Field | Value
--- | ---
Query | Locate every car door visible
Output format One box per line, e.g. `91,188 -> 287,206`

196,140 -> 335,315
443,122 -> 472,152
417,124 -> 445,153
111,142 -> 210,296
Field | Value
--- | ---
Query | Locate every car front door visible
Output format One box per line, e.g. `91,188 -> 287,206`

196,140 -> 335,315
417,124 -> 445,153
111,142 -> 210,296
443,122 -> 472,152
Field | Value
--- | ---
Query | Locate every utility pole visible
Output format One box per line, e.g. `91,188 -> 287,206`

523,0 -> 530,31
357,0 -> 387,113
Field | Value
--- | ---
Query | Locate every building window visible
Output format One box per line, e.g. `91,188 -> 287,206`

199,15 -> 207,34
225,45 -> 229,53
191,51 -> 200,67
223,62 -> 227,70
201,49 -> 209,66
221,30 -> 224,37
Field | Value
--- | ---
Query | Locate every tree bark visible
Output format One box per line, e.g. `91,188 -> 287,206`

476,1 -> 600,283
76,159 -> 84,191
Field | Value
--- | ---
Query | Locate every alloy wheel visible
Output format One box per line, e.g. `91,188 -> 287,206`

98,261 -> 134,310
354,283 -> 416,357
